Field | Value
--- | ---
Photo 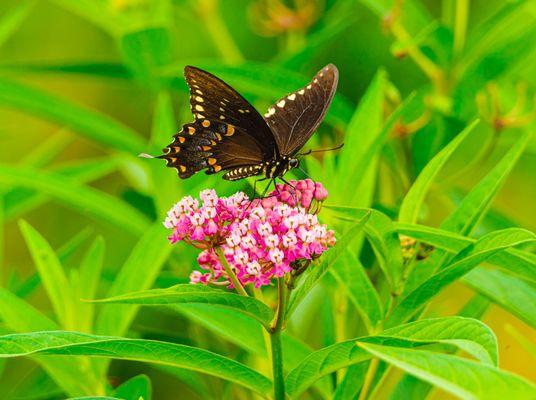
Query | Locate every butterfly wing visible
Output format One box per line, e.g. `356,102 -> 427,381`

263,64 -> 338,156
159,119 -> 267,179
159,66 -> 279,179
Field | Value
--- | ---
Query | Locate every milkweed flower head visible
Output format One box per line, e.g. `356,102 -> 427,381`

164,179 -> 335,289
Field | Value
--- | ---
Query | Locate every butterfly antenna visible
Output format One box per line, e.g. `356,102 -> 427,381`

138,153 -> 155,159
298,143 -> 344,156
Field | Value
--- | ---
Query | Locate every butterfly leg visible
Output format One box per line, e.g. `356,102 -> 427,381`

280,177 -> 299,205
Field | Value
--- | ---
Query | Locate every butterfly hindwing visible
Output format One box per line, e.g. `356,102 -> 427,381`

263,64 -> 338,156
159,119 -> 265,179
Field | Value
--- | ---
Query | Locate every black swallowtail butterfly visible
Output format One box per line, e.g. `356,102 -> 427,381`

156,64 -> 338,181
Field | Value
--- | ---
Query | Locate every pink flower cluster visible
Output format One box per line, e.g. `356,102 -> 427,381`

164,180 -> 335,288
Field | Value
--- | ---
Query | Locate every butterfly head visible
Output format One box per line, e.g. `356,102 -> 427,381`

265,156 -> 300,179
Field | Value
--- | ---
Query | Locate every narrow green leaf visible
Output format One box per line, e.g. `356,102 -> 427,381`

18,220 -> 76,330
325,206 -> 404,288
93,284 -> 273,329
333,363 -> 368,400
113,374 -> 151,400
358,343 -> 536,400
395,223 -> 536,283
387,228 -> 536,327
0,288 -> 99,396
330,251 -> 383,333
0,331 -> 272,397
285,317 -> 496,397
4,157 -> 119,222
398,120 -> 479,224
0,0 -> 35,48
0,77 -> 145,153
76,236 -> 105,332
0,165 -> 150,234
96,222 -> 172,337
286,211 -> 370,317
463,268 -> 536,329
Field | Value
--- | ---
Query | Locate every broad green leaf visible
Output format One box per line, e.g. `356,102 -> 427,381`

286,211 -> 370,317
0,77 -> 145,153
325,206 -> 404,289
463,268 -> 536,329
68,397 -> 122,400
18,220 -> 76,330
0,331 -> 272,397
387,228 -> 536,327
0,164 -> 150,234
358,343 -> 536,400
76,237 -> 105,333
285,317 -> 496,397
330,251 -> 383,333
113,374 -> 151,400
96,222 -> 172,337
398,120 -> 479,224
395,223 -> 536,283
94,284 -> 274,329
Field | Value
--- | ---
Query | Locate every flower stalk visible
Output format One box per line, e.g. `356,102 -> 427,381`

270,278 -> 287,400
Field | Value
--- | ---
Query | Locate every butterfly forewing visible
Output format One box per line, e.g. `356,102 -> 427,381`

184,66 -> 278,157
263,64 -> 338,156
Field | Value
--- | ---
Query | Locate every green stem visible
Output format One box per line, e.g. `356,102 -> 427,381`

215,246 -> 248,296
270,278 -> 287,400
453,0 -> 469,58
358,358 -> 379,400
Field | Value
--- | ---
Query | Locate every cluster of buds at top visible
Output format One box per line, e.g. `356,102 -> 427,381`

248,0 -> 321,36
164,180 -> 335,289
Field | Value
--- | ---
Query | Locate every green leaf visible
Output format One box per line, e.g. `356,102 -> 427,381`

96,222 -> 172,337
334,70 -> 386,206
431,131 -> 532,270
0,164 -> 150,234
325,206 -> 404,289
93,284 -> 273,329
285,317 -> 496,397
0,331 -> 272,397
113,374 -> 151,400
358,342 -> 536,400
330,251 -> 383,333
387,228 -> 536,327
76,237 -> 105,333
395,223 -> 536,283
120,27 -> 170,88
18,220 -> 76,330
463,268 -> 536,329
333,363 -> 368,400
0,77 -> 145,153
0,1 -> 35,48
286,211 -> 370,317
0,288 -> 100,396
398,120 -> 479,224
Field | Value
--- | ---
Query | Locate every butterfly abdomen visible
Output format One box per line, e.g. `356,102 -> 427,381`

223,164 -> 263,181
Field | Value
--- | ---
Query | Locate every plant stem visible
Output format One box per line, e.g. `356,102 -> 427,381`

195,0 -> 244,64
215,246 -> 248,296
453,0 -> 469,58
358,358 -> 380,400
270,278 -> 287,400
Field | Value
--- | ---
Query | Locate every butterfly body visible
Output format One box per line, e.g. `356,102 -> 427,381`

158,64 -> 338,181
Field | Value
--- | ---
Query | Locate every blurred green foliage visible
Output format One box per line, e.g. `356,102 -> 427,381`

0,0 -> 535,399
